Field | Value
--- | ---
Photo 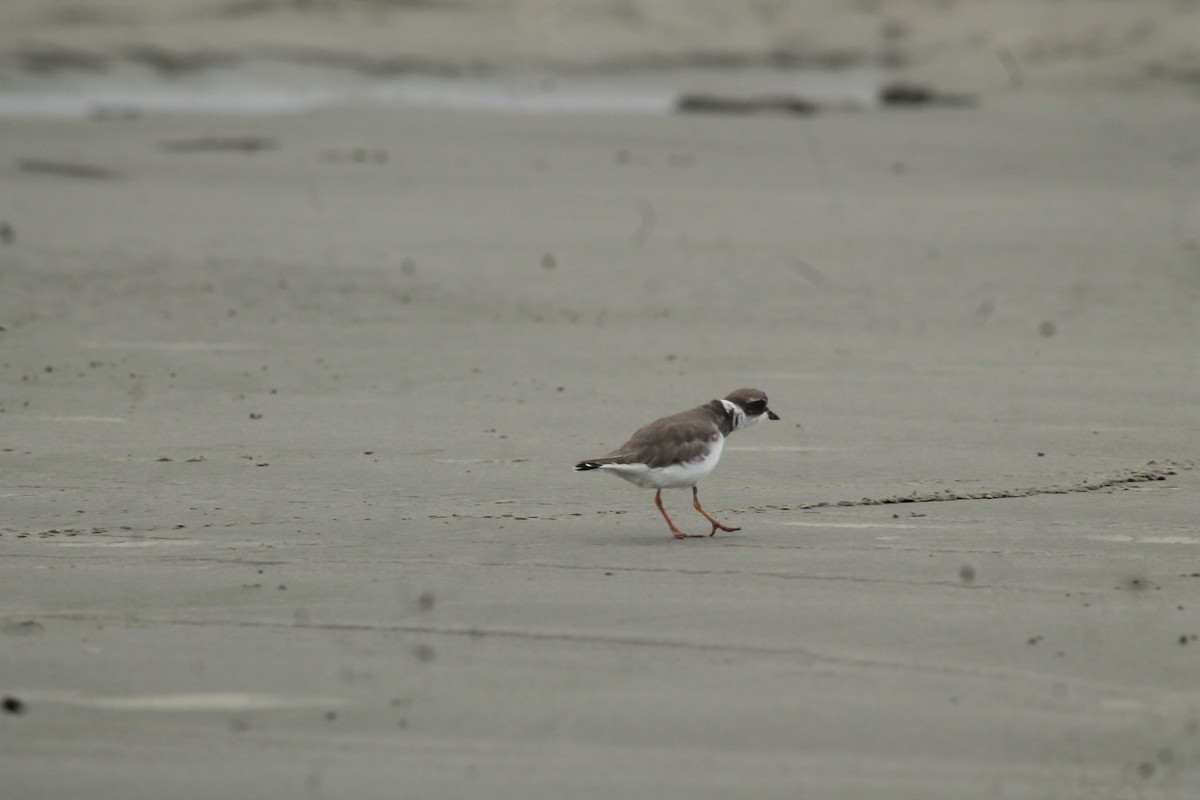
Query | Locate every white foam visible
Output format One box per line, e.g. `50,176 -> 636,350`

19,691 -> 345,711
82,341 -> 259,351
1085,534 -> 1199,545
16,415 -> 127,423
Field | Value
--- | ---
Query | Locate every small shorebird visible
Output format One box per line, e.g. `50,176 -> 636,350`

574,388 -> 779,539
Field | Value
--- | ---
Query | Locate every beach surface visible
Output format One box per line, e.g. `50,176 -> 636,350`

2,2 -> 1200,798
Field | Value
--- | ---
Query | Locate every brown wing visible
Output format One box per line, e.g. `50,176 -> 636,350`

599,407 -> 720,469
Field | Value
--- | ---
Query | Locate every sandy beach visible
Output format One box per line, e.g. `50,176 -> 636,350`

2,2 -> 1200,798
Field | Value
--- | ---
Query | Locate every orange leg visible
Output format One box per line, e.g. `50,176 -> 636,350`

693,486 -> 740,537
655,489 -> 699,539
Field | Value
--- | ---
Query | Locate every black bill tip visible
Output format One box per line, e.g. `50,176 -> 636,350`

767,409 -> 780,421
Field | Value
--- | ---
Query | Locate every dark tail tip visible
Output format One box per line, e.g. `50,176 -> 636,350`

574,461 -> 602,471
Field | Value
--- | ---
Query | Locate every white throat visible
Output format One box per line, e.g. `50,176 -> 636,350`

719,398 -> 765,431
719,399 -> 746,431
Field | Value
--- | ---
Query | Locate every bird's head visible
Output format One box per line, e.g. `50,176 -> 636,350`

722,388 -> 780,430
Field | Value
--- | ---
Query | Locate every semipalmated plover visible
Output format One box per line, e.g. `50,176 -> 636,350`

574,388 -> 779,539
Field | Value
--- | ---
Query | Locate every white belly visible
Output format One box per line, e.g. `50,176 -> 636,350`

599,435 -> 724,489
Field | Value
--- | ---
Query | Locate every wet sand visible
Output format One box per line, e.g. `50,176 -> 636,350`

2,75 -> 1200,799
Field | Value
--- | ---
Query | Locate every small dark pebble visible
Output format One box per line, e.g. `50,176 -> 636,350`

18,158 -> 119,180
880,83 -> 933,105
2,695 -> 25,714
0,222 -> 13,243
160,136 -> 277,154
1,620 -> 44,636
879,82 -> 976,108
677,93 -> 818,116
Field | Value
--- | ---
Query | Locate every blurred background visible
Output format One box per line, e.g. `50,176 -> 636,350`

1,0 -> 1198,113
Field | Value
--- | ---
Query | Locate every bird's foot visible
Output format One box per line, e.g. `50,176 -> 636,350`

709,523 -> 741,537
671,529 -> 701,539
